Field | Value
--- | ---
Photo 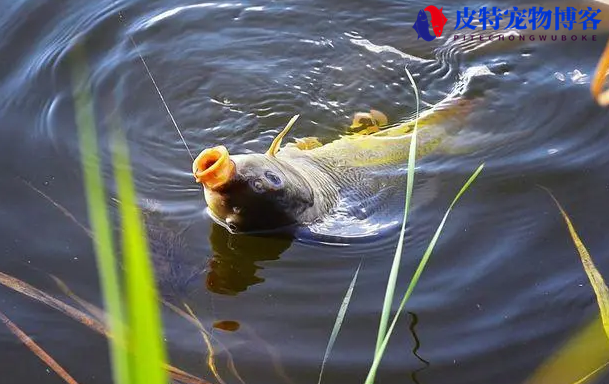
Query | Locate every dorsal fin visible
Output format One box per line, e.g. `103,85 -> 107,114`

266,114 -> 300,157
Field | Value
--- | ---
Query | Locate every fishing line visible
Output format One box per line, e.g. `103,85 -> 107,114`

116,9 -> 218,340
118,11 -> 195,162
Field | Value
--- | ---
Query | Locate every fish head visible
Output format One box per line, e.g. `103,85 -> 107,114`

416,10 -> 428,23
432,25 -> 442,37
433,12 -> 448,36
193,146 -> 314,233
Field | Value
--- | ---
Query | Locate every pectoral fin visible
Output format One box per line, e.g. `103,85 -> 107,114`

287,137 -> 323,150
369,110 -> 388,126
349,110 -> 388,135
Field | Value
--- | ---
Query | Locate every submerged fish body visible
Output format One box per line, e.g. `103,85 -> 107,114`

193,97 -> 472,238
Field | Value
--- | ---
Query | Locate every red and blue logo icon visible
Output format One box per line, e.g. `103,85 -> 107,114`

412,6 -> 448,41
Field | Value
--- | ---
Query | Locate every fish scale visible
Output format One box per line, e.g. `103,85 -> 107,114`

275,97 -> 470,226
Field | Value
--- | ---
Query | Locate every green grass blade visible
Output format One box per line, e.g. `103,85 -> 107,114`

317,262 -> 362,384
375,65 -> 420,354
366,164 -> 484,384
112,130 -> 169,384
70,43 -> 130,384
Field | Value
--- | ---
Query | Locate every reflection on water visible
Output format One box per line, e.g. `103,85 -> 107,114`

149,210 -> 292,297
408,311 -> 431,384
206,222 -> 292,295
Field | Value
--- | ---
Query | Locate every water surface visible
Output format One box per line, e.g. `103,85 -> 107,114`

2,0 -> 609,383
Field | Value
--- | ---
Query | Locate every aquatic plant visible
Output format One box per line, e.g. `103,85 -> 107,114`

71,42 -> 168,384
524,189 -> 609,384
317,262 -> 361,384
0,35 -> 227,384
0,269 -> 211,384
526,48 -> 609,384
0,40 -> 211,384
317,65 -> 484,384
0,309 -> 81,384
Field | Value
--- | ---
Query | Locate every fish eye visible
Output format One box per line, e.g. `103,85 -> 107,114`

264,171 -> 283,187
250,178 -> 265,193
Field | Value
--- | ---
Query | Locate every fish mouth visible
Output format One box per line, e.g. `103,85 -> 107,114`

205,207 -> 297,235
204,207 -> 239,233
193,145 -> 235,190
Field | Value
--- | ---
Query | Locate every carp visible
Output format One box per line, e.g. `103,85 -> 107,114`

192,95 -> 473,237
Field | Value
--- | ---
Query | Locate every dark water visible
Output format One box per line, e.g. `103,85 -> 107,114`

2,0 -> 609,383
